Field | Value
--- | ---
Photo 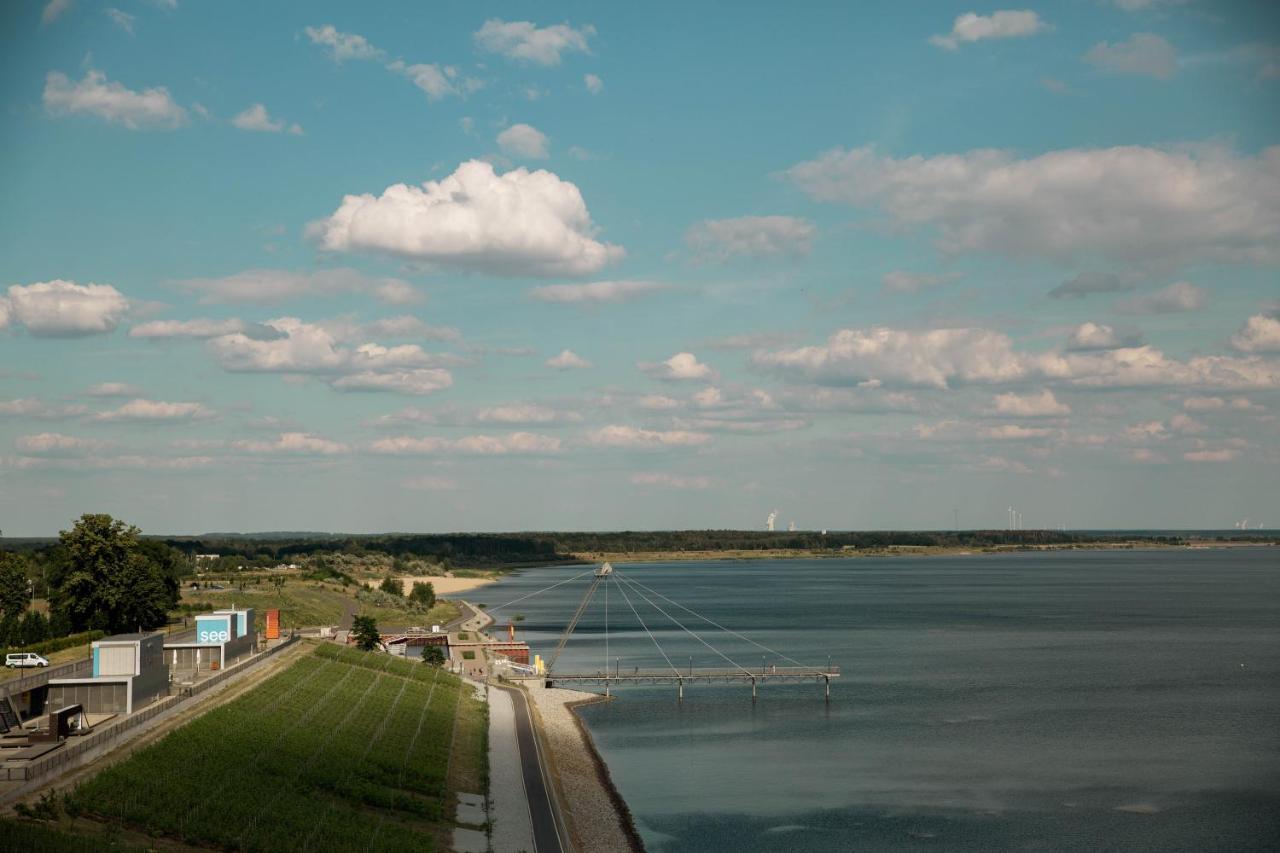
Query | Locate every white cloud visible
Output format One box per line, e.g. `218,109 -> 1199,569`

1184,448 -> 1238,462
785,144 -> 1280,266
993,389 -> 1069,417
130,318 -> 247,339
4,281 -> 128,337
639,352 -> 719,382
1183,396 -> 1257,412
309,160 -> 623,276
685,216 -> 816,261
1169,413 -> 1208,434
584,73 -> 604,94
389,62 -> 480,101
930,10 -> 1047,50
754,327 -> 1024,389
105,8 -> 135,34
630,472 -> 713,489
332,316 -> 460,343
85,383 -> 142,397
1116,282 -> 1206,314
1231,314 -> 1280,353
174,268 -> 419,305
529,280 -> 667,304
371,432 -> 562,455
0,399 -> 88,419
881,270 -> 961,294
42,0 -> 72,26
1067,322 -> 1143,350
586,425 -> 711,448
637,394 -> 681,410
231,103 -> 303,135
43,69 -> 187,130
207,317 -> 455,396
474,19 -> 595,65
497,123 -> 550,159
94,399 -> 215,422
330,369 -> 453,395
233,432 -> 349,455
1084,33 -> 1177,80
16,432 -> 106,456
304,24 -> 384,62
546,349 -> 591,370
754,325 -> 1280,391
474,404 -> 579,425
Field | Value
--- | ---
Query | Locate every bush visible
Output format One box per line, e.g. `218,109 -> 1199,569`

0,629 -> 104,659
408,581 -> 435,608
379,576 -> 403,597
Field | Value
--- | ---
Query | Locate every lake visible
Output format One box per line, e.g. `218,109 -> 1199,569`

481,548 -> 1280,852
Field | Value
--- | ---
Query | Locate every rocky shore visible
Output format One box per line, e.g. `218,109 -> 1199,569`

524,681 -> 644,852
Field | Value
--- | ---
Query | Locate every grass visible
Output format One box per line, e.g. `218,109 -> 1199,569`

179,579 -> 460,632
55,643 -> 483,852
0,819 -> 151,851
0,642 -> 93,684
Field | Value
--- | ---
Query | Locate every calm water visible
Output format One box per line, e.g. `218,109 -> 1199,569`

481,549 -> 1280,852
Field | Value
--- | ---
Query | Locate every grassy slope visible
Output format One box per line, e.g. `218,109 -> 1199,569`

4,644 -> 485,852
179,579 -> 460,631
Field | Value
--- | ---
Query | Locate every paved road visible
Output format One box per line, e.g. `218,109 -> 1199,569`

491,682 -> 567,853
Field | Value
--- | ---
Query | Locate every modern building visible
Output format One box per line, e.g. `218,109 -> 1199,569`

46,633 -> 168,715
164,608 -> 255,674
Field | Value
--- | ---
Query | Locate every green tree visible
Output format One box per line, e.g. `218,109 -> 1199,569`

408,581 -> 435,609
379,576 -> 403,597
53,514 -> 180,634
421,644 -> 445,666
0,553 -> 30,617
351,615 -> 381,651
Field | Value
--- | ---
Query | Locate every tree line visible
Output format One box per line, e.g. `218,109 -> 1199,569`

0,514 -> 183,646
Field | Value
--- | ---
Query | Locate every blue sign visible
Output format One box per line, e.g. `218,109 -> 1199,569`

197,616 -> 232,644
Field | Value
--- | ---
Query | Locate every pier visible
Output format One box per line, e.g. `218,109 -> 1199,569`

490,563 -> 840,702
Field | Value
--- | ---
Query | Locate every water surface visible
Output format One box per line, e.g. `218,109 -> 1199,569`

482,548 -> 1280,851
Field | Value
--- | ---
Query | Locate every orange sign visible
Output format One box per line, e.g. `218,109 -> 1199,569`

265,609 -> 280,640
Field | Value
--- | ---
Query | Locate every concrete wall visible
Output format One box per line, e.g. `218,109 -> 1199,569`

130,662 -> 169,712
47,680 -> 129,715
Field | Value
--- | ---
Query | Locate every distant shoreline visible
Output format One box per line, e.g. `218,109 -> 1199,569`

558,539 -> 1277,566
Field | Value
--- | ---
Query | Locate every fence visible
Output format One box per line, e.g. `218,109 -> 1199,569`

1,637 -> 298,783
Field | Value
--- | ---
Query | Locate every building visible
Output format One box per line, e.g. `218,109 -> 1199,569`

165,607 -> 255,675
46,633 -> 168,715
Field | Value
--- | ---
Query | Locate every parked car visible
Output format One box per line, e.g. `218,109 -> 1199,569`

4,652 -> 50,668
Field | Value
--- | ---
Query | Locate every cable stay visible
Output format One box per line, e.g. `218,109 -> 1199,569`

612,571 -> 681,677
489,562 -> 838,702
614,573 -> 754,678
486,566 -> 600,613
613,570 -> 824,675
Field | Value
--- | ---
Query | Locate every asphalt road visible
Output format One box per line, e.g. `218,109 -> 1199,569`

492,682 -> 566,853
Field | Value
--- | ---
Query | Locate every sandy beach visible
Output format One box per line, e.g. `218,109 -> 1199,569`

363,575 -> 497,596
524,681 -> 644,852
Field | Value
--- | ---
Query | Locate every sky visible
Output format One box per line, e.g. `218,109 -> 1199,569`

1,0 -> 1278,536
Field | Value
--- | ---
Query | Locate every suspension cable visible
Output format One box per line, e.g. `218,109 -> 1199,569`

616,574 -> 754,677
486,567 -> 600,612
603,574 -> 609,676
614,573 -> 680,676
614,570 -> 821,672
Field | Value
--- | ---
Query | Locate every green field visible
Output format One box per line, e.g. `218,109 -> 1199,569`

42,644 -> 486,852
179,579 -> 461,632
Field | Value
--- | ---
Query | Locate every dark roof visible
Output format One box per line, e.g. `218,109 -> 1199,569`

97,632 -> 161,642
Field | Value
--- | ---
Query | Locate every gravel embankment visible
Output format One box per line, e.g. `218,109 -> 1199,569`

525,682 -> 644,852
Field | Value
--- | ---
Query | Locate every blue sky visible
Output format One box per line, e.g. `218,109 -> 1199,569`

1,0 -> 1278,535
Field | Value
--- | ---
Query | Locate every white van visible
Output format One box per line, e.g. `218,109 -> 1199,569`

4,652 -> 50,668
